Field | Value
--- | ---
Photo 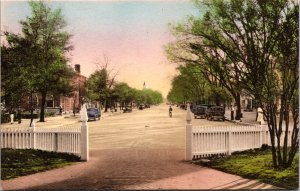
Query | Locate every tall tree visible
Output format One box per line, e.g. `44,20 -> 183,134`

167,64 -> 231,105
1,35 -> 33,113
19,1 -> 73,122
167,0 -> 298,168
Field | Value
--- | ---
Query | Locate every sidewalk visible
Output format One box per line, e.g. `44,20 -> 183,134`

1,108 -> 138,128
1,114 -> 80,128
1,149 -> 279,190
224,109 -> 259,125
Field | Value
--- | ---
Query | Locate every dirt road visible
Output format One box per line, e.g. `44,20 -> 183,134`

1,105 -> 277,190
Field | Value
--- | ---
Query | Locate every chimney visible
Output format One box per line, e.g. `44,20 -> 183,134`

75,64 -> 80,74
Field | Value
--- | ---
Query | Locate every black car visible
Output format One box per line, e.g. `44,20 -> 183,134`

192,104 -> 211,114
138,104 -> 145,110
87,108 -> 101,121
194,106 -> 208,119
206,106 -> 225,121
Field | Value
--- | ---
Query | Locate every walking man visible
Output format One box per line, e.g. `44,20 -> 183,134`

169,106 -> 173,118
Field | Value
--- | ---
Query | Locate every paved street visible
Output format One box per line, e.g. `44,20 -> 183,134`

1,104 -> 277,190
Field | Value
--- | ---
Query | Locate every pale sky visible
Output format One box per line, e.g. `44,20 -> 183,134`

1,0 -> 201,97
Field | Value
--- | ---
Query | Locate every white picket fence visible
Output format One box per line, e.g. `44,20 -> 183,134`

0,104 -> 89,161
185,104 -> 293,160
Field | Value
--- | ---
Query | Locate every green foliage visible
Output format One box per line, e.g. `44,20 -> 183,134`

167,64 -> 232,105
1,1 -> 74,122
44,112 -> 56,117
167,0 -> 298,168
1,113 -> 11,123
141,89 -> 163,105
87,70 -> 163,108
195,148 -> 299,189
87,69 -> 109,102
21,112 -> 39,119
1,148 -> 80,180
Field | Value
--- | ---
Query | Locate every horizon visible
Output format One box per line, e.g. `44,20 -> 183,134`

1,0 -> 201,97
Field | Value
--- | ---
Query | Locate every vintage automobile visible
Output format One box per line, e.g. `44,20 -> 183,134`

138,104 -> 145,110
194,106 -> 208,119
87,108 -> 101,121
123,107 -> 132,113
206,106 -> 225,121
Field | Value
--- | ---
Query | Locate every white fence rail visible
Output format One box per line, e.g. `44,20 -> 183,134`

0,104 -> 89,161
185,104 -> 293,160
1,126 -> 81,156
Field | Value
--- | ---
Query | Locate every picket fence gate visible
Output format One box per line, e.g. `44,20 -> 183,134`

185,104 -> 293,160
0,104 -> 89,161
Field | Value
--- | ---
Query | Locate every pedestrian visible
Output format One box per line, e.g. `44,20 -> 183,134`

257,107 -> 265,125
10,110 -> 14,124
169,106 -> 173,118
230,105 -> 234,120
59,106 -> 63,115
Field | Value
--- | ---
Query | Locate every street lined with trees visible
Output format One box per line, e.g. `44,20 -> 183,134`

166,0 -> 298,169
1,1 -> 163,125
86,66 -> 163,112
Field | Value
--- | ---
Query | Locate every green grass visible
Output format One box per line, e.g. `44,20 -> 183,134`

1,148 -> 81,180
193,147 -> 299,189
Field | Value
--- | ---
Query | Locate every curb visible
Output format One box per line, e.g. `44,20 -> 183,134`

224,118 -> 258,126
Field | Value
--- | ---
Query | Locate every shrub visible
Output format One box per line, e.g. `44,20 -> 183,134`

45,112 -> 56,117
21,112 -> 39,119
1,113 -> 11,123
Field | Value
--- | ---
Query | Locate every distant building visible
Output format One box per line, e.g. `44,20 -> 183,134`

60,64 -> 86,113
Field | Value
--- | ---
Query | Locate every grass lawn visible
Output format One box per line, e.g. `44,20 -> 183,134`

1,148 -> 81,180
193,147 -> 299,189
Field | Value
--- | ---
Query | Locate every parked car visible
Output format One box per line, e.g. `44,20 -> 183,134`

192,104 -> 211,114
87,108 -> 101,121
191,104 -> 197,113
180,104 -> 185,109
138,104 -> 145,110
145,104 -> 150,108
123,107 -> 132,113
194,106 -> 208,119
206,106 -> 225,121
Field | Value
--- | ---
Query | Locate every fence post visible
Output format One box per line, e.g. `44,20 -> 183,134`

80,104 -> 89,161
186,103 -> 193,160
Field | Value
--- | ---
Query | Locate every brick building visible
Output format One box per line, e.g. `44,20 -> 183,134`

60,64 -> 87,113
22,64 -> 87,114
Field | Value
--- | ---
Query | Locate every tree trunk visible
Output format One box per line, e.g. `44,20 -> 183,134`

39,91 -> 47,122
215,95 -> 221,106
29,92 -> 34,127
266,106 -> 278,168
234,93 -> 241,120
104,98 -> 108,112
282,107 -> 289,166
73,94 -> 77,117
